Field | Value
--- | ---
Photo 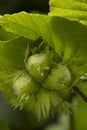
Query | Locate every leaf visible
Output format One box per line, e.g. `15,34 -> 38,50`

0,37 -> 30,81
73,95 -> 87,130
49,0 -> 87,75
0,26 -> 17,41
0,12 -> 53,44
48,16 -> 87,82
49,0 -> 87,26
49,0 -> 87,20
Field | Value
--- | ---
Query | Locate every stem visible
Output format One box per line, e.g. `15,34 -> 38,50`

69,113 -> 75,130
72,86 -> 87,103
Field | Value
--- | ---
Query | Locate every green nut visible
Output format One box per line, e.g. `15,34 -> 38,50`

43,64 -> 71,90
12,71 -> 38,98
26,53 -> 50,82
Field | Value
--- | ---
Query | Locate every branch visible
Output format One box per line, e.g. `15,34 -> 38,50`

72,86 -> 87,103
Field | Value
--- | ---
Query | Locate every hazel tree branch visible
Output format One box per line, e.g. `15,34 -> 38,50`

72,86 -> 87,103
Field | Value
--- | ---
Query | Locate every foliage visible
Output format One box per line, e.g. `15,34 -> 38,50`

0,0 -> 87,122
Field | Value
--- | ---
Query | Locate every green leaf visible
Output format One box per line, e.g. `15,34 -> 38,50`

0,37 -> 30,81
48,16 -> 87,81
0,12 -> 53,44
73,95 -> 87,130
49,0 -> 87,20
0,26 -> 17,41
49,0 -> 87,26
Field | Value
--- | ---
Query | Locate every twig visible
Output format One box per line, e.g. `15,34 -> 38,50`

72,86 -> 87,103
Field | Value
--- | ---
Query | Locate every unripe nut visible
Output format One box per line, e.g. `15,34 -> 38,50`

43,64 -> 71,90
26,53 -> 50,82
12,71 -> 38,97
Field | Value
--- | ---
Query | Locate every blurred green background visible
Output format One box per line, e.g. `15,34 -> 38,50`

0,0 -> 87,130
